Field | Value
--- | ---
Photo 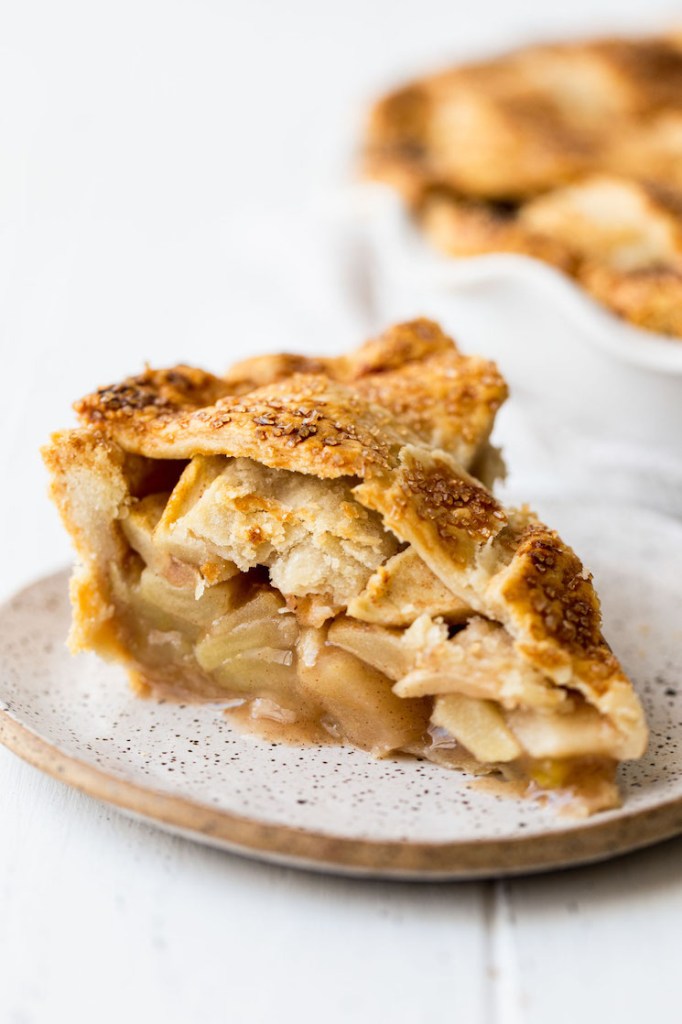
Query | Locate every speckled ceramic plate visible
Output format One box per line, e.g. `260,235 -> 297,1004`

2,502 -> 682,880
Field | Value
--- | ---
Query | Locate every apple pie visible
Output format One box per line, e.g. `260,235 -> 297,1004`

43,319 -> 648,815
366,33 -> 682,336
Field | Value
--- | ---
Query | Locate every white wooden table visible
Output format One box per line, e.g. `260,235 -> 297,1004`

2,2 -> 681,1020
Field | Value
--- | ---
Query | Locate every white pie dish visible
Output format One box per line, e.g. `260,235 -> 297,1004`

350,185 -> 682,483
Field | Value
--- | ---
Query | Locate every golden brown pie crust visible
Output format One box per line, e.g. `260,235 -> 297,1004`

43,320 -> 648,815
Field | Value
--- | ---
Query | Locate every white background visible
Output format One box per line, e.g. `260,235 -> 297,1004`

1,1 -> 682,1021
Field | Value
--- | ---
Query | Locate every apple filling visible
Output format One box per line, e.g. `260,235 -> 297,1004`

106,454 -> 622,815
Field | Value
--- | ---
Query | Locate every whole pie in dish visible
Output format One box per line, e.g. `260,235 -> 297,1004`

43,319 -> 648,815
365,33 -> 682,337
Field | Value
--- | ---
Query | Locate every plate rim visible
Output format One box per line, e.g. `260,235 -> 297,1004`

3,568 -> 682,881
3,678 -> 682,880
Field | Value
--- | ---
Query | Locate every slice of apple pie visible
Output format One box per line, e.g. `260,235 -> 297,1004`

43,319 -> 647,815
